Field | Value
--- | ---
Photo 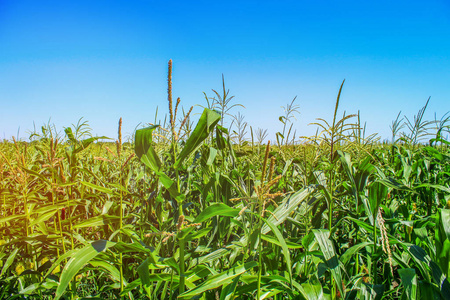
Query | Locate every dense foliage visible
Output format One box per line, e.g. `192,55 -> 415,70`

1,62 -> 449,299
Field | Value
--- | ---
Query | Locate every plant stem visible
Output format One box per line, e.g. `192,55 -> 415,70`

179,237 -> 185,295
257,223 -> 262,300
373,221 -> 377,284
119,174 -> 124,295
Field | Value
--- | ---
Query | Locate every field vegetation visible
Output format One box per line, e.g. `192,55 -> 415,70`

1,61 -> 450,299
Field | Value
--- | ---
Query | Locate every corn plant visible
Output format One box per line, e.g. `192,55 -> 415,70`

1,64 -> 450,299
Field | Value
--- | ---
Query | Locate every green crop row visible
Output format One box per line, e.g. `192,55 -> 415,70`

0,61 -> 449,299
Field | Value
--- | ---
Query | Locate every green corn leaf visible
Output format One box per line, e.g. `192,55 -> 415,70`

215,126 -> 227,150
261,234 -> 303,249
398,268 -> 417,300
189,248 -> 230,269
262,217 -> 293,286
298,275 -> 328,300
89,260 -> 123,284
0,214 -> 27,224
174,108 -> 220,169
19,283 -> 40,295
438,209 -> 450,241
234,274 -> 298,298
64,127 -> 109,154
185,227 -> 212,242
76,136 -> 110,153
261,186 -> 317,234
186,265 -> 215,284
150,273 -> 180,282
436,209 -> 450,278
220,274 -> 241,300
178,262 -> 257,298
32,199 -> 83,214
193,203 -> 239,223
156,171 -> 185,203
134,125 -> 186,202
134,125 -> 161,172
407,245 -> 450,299
346,217 -> 404,246
206,146 -> 218,166
313,229 -> 345,299
64,127 -> 76,143
81,181 -> 115,195
73,215 -> 120,229
340,242 -> 373,265
137,258 -> 152,297
360,283 -> 384,300
377,177 -> 413,192
419,282 -> 442,300
415,183 -> 450,194
337,150 -> 354,182
29,210 -> 57,226
113,241 -> 153,255
44,249 -> 78,278
438,240 -> 450,280
368,181 -> 388,219
21,167 -> 50,185
0,248 -> 18,277
177,226 -> 196,240
55,240 -> 115,300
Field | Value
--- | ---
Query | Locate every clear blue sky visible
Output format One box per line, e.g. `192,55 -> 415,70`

1,0 -> 449,142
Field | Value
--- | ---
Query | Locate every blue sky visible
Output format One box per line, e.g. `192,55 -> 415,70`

1,0 -> 449,142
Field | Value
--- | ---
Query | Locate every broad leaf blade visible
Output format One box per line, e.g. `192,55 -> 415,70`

174,108 -> 220,169
261,186 -> 317,234
313,229 -> 345,298
178,262 -> 257,298
55,240 -> 115,300
398,268 -> 417,300
137,258 -> 151,297
0,248 -> 18,277
263,218 -> 293,286
194,203 -> 239,223
134,125 -> 161,172
368,181 -> 388,219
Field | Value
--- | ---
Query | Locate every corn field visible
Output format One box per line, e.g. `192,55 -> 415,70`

1,61 -> 449,299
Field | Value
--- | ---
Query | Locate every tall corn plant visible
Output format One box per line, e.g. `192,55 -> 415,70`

310,79 -> 357,230
230,112 -> 248,147
430,111 -> 450,146
276,96 -> 300,148
402,97 -> 433,147
203,74 -> 244,128
134,60 -> 220,295
64,120 -> 109,250
390,111 -> 405,144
